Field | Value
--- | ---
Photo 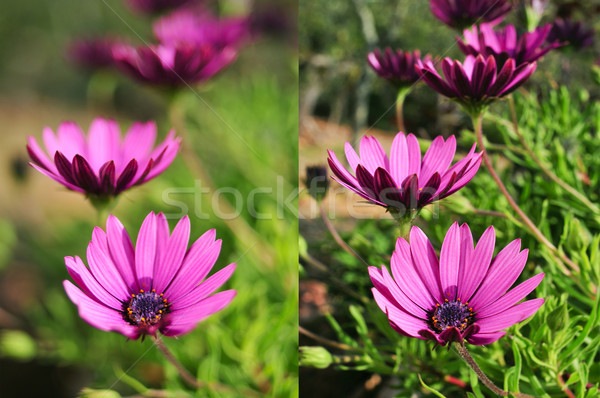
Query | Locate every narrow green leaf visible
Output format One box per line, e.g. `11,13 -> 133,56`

418,374 -> 448,398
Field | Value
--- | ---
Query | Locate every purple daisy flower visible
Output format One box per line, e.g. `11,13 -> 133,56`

63,212 -> 236,339
111,43 -> 237,86
27,118 -> 180,199
430,0 -> 513,30
67,38 -> 119,69
367,48 -> 432,88
547,18 -> 594,50
153,8 -> 250,49
125,0 -> 198,14
370,223 -> 544,345
458,23 -> 562,66
415,54 -> 537,115
327,133 -> 482,215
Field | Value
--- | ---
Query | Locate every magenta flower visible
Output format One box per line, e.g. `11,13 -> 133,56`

125,0 -> 197,14
63,212 -> 236,339
27,118 -> 180,200
112,43 -> 236,86
327,133 -> 482,215
430,0 -> 512,30
370,223 -> 544,345
154,8 -> 249,49
67,38 -> 119,69
367,48 -> 431,89
416,54 -> 537,115
547,18 -> 594,50
458,23 -> 562,66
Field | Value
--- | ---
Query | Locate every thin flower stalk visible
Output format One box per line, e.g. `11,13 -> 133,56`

454,344 -> 534,398
472,113 -> 579,274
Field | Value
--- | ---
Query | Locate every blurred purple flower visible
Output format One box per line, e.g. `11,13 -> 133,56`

367,48 -> 432,89
249,4 -> 295,39
430,0 -> 513,30
112,43 -> 236,86
125,0 -> 198,14
67,38 -> 118,69
547,18 -> 594,50
64,212 -> 236,339
416,55 -> 537,115
370,222 -> 544,346
327,133 -> 481,215
458,23 -> 562,66
27,118 -> 180,199
153,8 -> 249,49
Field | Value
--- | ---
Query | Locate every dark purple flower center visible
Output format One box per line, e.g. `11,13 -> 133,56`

430,299 -> 474,332
123,289 -> 169,326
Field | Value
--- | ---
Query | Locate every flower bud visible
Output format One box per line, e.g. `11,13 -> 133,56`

79,388 -> 122,398
547,301 -> 569,332
305,166 -> 329,202
299,346 -> 333,369
566,218 -> 591,251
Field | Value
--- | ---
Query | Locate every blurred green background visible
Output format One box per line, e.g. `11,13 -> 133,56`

0,0 -> 298,397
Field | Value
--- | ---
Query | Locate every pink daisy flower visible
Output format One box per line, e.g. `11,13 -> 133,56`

370,223 -> 544,346
64,212 -> 236,339
26,118 -> 180,200
112,43 -> 237,86
327,133 -> 482,215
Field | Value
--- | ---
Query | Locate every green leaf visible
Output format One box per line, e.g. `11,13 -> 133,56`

469,369 -> 485,398
509,342 -> 522,393
418,374 -> 448,398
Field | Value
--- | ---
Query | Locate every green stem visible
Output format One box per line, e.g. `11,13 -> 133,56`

472,113 -> 579,274
395,88 -> 410,132
389,208 -> 417,240
151,336 -> 258,395
507,95 -> 600,216
453,344 -> 533,398
319,204 -> 371,267
152,336 -> 201,389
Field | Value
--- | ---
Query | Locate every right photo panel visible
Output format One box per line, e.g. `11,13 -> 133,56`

299,1 -> 600,397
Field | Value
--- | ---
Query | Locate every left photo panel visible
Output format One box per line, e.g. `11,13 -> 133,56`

0,1 -> 298,397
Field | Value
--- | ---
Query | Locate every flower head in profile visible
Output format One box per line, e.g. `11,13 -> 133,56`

547,18 -> 594,51
370,223 -> 544,346
430,0 -> 513,30
327,133 -> 482,217
458,23 -> 562,66
367,48 -> 431,89
64,212 -> 236,339
27,118 -> 180,203
416,54 -> 537,116
112,43 -> 237,86
67,38 -> 119,69
125,0 -> 197,14
154,8 -> 250,49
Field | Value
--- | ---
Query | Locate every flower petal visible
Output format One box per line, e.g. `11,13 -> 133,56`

161,290 -> 236,337
372,288 -> 428,338
135,212 -> 157,290
64,280 -> 139,339
439,222 -> 461,299
106,215 -> 138,290
458,226 -> 494,302
477,273 -> 544,318
170,263 -> 236,311
476,298 -> 544,333
470,243 -> 527,309
391,237 -> 436,310
153,215 -> 191,293
409,226 -> 443,303
65,256 -> 123,310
